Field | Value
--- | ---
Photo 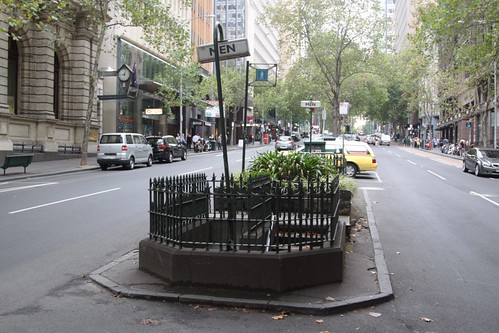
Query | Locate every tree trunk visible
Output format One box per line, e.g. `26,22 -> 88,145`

80,11 -> 108,166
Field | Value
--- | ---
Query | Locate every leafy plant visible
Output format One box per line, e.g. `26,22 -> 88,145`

339,174 -> 358,195
247,151 -> 337,181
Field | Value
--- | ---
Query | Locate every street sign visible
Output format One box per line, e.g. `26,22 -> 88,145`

339,102 -> 350,115
256,69 -> 268,81
197,39 -> 250,63
300,100 -> 321,108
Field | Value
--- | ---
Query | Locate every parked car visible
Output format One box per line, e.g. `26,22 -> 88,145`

275,136 -> 296,151
325,141 -> 377,177
338,133 -> 358,141
462,147 -> 499,176
97,132 -> 153,170
146,135 -> 187,163
379,134 -> 391,146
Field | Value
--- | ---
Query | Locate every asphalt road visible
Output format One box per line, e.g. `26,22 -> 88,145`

357,145 -> 499,332
1,144 -> 498,332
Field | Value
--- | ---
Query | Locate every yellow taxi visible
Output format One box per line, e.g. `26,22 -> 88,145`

324,140 -> 377,177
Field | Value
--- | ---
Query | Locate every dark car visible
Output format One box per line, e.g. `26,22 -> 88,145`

462,147 -> 499,176
146,135 -> 187,163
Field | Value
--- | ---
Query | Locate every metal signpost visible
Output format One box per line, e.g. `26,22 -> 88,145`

197,24 -> 250,185
301,99 -> 321,151
339,102 -> 350,174
241,62 -> 277,172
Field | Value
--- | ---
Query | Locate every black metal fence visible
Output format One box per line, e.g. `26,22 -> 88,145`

149,173 -> 340,253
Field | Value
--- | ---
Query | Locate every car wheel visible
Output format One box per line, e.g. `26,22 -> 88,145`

126,157 -> 135,170
166,151 -> 173,163
462,161 -> 469,172
474,164 -> 482,176
146,155 -> 153,167
99,164 -> 108,171
345,162 -> 357,177
181,150 -> 187,160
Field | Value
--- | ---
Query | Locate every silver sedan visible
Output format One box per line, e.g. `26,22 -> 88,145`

275,136 -> 296,151
462,147 -> 499,176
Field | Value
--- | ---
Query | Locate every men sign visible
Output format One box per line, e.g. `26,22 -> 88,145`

300,100 -> 321,108
197,39 -> 250,63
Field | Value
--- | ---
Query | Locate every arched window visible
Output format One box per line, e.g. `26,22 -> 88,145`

54,52 -> 60,119
7,36 -> 19,114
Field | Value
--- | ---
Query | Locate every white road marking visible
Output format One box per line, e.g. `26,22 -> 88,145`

359,187 -> 384,191
470,191 -> 499,207
9,188 -> 121,214
0,182 -> 58,193
407,160 -> 417,165
179,167 -> 213,176
427,170 -> 446,180
374,172 -> 383,183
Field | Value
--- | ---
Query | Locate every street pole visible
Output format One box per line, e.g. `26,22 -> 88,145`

494,56 -> 497,148
179,75 -> 183,140
213,21 -> 230,186
309,96 -> 313,151
242,61 -> 250,172
494,23 -> 497,148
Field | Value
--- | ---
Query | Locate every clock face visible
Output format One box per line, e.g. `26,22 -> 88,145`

118,68 -> 131,81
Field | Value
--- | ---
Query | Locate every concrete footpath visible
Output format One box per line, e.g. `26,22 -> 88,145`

1,149 -> 393,315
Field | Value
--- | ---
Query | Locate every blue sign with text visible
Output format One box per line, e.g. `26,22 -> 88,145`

256,69 -> 268,81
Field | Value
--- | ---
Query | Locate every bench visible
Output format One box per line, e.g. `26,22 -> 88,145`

1,154 -> 34,175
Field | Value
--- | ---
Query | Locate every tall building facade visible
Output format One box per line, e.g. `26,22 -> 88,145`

0,10 -> 100,159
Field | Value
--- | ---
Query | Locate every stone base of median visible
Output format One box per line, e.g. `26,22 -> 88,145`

139,221 -> 346,293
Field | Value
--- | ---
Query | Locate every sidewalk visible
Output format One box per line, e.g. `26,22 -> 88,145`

88,189 -> 393,315
1,147 -> 394,315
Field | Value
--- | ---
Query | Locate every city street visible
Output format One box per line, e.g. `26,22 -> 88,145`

1,144 -> 498,332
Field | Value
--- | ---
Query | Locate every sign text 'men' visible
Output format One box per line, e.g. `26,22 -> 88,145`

197,39 -> 250,63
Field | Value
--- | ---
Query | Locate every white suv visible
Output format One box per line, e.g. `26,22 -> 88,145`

380,134 -> 391,146
97,133 -> 153,170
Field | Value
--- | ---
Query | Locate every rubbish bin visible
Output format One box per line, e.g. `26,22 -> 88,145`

210,140 -> 217,151
303,141 -> 325,152
263,134 -> 269,144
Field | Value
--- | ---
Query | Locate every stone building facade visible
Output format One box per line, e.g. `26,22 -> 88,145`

0,12 -> 100,160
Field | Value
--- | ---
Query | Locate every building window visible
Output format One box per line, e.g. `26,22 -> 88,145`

8,36 -> 19,114
54,52 -> 60,119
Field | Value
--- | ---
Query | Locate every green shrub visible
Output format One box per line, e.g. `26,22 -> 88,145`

247,151 -> 337,181
339,174 -> 358,195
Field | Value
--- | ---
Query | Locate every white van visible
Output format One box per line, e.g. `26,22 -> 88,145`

97,133 -> 153,170
380,134 -> 391,146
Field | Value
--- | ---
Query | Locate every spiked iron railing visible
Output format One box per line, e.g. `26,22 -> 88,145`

149,173 -> 340,253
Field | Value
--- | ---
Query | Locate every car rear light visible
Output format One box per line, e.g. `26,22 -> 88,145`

372,158 -> 376,163
121,145 -> 128,151
97,145 -> 100,152
159,144 -> 167,150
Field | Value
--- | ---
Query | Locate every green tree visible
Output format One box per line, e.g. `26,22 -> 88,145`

198,66 -> 247,143
413,0 -> 498,146
265,0 -> 385,135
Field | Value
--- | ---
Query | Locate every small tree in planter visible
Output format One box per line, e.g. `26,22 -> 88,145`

244,151 -> 358,214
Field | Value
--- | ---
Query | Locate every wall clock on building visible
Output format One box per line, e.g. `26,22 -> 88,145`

117,64 -> 132,82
